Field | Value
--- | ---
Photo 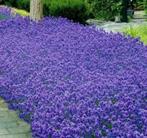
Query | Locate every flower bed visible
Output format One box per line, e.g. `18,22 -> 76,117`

0,6 -> 12,20
0,16 -> 147,138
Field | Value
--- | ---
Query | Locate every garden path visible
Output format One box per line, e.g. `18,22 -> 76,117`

0,98 -> 32,138
88,11 -> 147,33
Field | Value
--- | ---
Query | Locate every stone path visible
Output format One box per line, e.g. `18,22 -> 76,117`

88,11 -> 147,33
0,98 -> 32,138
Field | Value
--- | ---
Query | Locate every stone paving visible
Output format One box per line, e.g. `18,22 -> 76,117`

0,98 -> 32,138
88,11 -> 147,33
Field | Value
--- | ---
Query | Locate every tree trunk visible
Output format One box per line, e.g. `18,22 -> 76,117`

30,0 -> 43,21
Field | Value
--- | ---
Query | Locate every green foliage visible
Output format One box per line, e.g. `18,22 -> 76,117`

43,0 -> 51,16
16,0 -> 30,12
2,0 -> 92,24
87,0 -> 121,21
4,0 -> 144,23
0,0 -> 30,11
144,0 -> 147,14
1,0 -> 17,7
135,0 -> 144,10
123,25 -> 147,45
135,0 -> 147,10
48,0 -> 92,24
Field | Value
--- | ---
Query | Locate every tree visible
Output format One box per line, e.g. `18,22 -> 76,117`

30,0 -> 43,21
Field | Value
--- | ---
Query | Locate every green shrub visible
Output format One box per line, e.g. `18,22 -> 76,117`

1,0 -> 17,7
123,25 -> 147,45
0,0 -> 30,12
144,0 -> 147,14
87,0 -> 121,21
135,0 -> 144,10
48,0 -> 92,24
2,0 -> 92,24
43,0 -> 51,16
16,0 -> 30,12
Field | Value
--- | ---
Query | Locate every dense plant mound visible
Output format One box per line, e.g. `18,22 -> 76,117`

0,17 -> 147,138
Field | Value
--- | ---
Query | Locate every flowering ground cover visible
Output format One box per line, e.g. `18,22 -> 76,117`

0,6 -> 12,20
0,12 -> 147,138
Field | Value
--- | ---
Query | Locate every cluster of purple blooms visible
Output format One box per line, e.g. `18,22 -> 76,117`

0,9 -> 147,138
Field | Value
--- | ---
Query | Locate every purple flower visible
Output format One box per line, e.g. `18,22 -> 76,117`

0,15 -> 147,138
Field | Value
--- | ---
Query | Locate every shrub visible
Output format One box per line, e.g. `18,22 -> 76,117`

48,0 -> 92,24
0,0 -> 30,12
1,0 -> 17,7
43,0 -> 51,16
135,0 -> 144,10
2,0 -> 92,24
144,0 -> 147,14
0,15 -> 146,138
16,0 -> 30,12
88,0 -> 122,21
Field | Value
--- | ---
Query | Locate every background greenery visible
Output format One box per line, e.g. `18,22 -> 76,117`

46,0 -> 92,24
144,0 -> 147,14
88,0 -> 122,21
1,0 -> 147,23
1,0 -> 93,23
